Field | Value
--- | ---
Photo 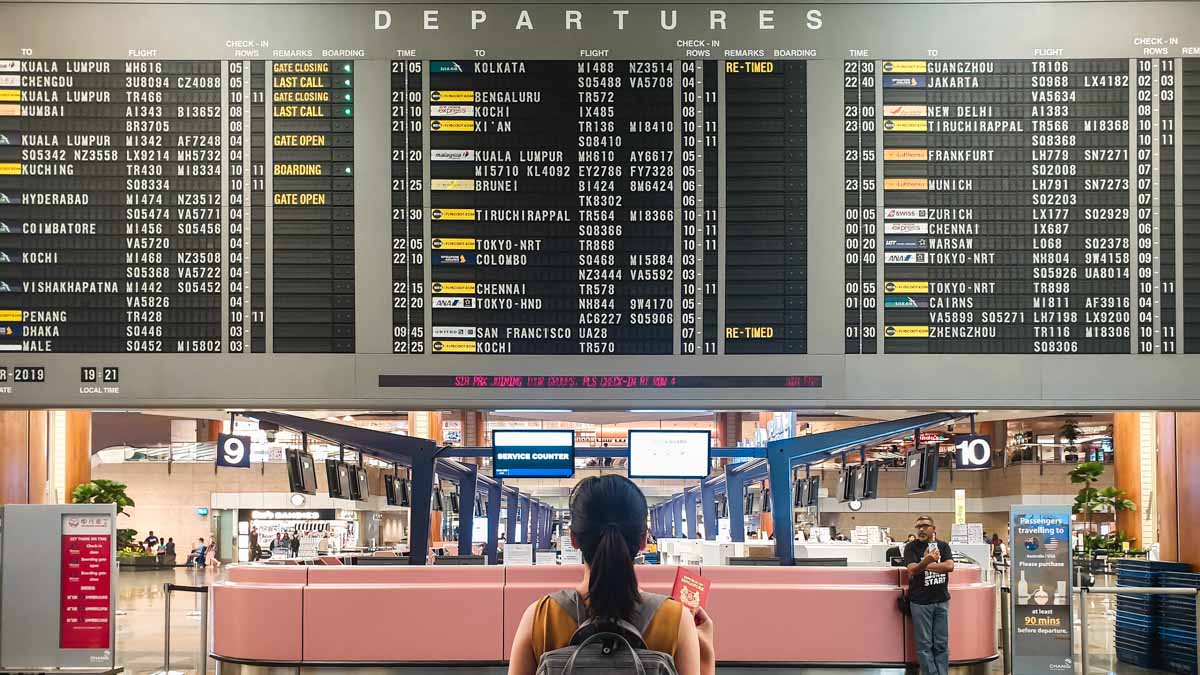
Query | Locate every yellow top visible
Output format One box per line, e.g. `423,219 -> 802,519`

530,592 -> 683,661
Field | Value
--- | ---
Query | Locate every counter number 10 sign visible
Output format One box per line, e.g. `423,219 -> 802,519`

954,435 -> 992,470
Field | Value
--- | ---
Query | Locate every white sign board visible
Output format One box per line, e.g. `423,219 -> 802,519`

504,543 -> 533,566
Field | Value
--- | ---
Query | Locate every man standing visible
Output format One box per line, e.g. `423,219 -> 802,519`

903,515 -> 955,675
143,531 -> 159,552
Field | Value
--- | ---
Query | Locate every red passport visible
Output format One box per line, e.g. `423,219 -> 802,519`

671,567 -> 711,613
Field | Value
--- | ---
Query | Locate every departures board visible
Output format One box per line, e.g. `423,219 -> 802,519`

1,0 -> 1200,410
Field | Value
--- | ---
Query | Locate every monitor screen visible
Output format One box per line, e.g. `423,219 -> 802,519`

299,452 -> 318,495
837,465 -> 855,502
627,430 -> 711,479
347,466 -> 363,501
922,446 -> 940,492
432,486 -> 444,511
860,462 -> 881,500
286,449 -> 315,495
806,477 -> 820,507
384,476 -> 398,506
762,488 -> 771,513
793,478 -> 808,508
492,430 -> 575,478
326,459 -> 349,499
398,479 -> 411,507
907,449 -> 934,493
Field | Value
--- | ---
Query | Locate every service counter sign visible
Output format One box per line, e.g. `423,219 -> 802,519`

60,514 -> 113,649
1010,506 -> 1073,674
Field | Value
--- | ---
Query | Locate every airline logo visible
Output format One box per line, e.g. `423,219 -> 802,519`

0,344 -> 19,351
430,179 -> 475,191
0,310 -> 20,321
882,61 -> 927,74
432,238 -> 476,250
432,281 -> 476,295
433,253 -> 476,265
884,325 -> 930,338
885,251 -> 929,264
431,119 -> 474,132
430,61 -> 465,73
885,296 -> 930,309
433,326 -> 477,339
884,281 -> 929,294
433,340 -> 477,353
884,178 -> 929,190
0,90 -> 19,102
0,133 -> 17,146
431,296 -> 477,309
885,207 -> 929,220
884,235 -> 928,251
0,281 -> 21,292
884,105 -> 926,117
883,75 -> 926,88
431,149 -> 475,161
884,222 -> 929,235
0,325 -> 15,336
432,208 -> 475,220
0,61 -> 17,72
0,163 -> 19,175
0,105 -> 19,117
884,148 -> 929,161
0,75 -> 18,87
883,119 -> 928,132
430,90 -> 474,103
430,104 -> 473,117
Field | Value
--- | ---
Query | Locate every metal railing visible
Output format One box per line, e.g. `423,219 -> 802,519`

160,583 -> 209,675
1077,585 -> 1200,674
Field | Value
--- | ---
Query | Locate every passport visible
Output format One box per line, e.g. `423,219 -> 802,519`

671,566 -> 711,613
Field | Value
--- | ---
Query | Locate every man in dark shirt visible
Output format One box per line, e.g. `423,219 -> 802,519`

903,515 -> 955,675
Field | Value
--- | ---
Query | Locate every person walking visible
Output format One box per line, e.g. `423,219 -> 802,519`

207,538 -> 221,568
903,516 -> 955,675
290,531 -> 301,558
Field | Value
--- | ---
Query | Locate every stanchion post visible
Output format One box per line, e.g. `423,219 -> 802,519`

200,589 -> 209,675
999,586 -> 1011,675
1194,589 -> 1199,673
1078,587 -> 1088,675
162,583 -> 172,673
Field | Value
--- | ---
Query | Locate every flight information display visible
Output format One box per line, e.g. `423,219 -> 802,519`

392,59 -> 807,355
1,0 -> 1199,410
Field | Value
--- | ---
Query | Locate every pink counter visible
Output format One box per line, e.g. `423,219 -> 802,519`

212,564 -> 997,666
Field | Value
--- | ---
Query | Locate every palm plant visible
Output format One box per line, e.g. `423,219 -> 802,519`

1069,463 -> 1135,552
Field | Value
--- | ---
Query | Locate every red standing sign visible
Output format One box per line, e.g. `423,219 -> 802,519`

60,515 -> 113,649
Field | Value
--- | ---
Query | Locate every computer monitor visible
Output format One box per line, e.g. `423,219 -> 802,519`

449,492 -> 461,514
762,487 -> 771,513
286,449 -> 317,495
837,465 -> 856,503
384,476 -> 398,506
628,430 -> 711,479
398,479 -> 411,507
325,459 -> 349,499
907,448 -> 940,494
793,478 -> 809,508
347,466 -> 367,501
921,446 -> 940,492
806,477 -> 821,507
851,464 -> 868,500
432,487 -> 444,512
860,462 -> 881,499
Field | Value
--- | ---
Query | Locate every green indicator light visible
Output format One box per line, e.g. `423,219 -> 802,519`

343,79 -> 352,86
344,167 -> 353,175
343,107 -> 353,116
343,93 -> 352,102
342,64 -> 352,73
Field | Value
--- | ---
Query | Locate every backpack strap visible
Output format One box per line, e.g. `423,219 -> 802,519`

550,589 -> 668,649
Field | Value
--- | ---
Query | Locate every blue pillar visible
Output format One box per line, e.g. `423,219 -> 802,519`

456,464 -> 478,556
542,504 -> 553,548
505,488 -> 518,547
484,481 -> 501,564
684,488 -> 698,539
700,481 -> 718,541
670,495 -> 683,538
767,447 -> 796,564
726,464 -> 746,542
408,458 -> 436,565
518,494 -> 530,544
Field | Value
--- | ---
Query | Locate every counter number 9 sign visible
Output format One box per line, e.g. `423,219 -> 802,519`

954,434 -> 992,470
217,433 -> 253,469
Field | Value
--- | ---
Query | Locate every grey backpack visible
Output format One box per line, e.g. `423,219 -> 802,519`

535,590 -> 679,675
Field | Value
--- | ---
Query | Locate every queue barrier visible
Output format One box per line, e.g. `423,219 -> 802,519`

212,563 -> 997,667
158,583 -> 209,675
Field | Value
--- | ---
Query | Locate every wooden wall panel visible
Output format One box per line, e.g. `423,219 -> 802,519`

1113,412 -> 1143,545
65,411 -> 92,499
27,410 -> 48,504
1175,413 -> 1200,569
1158,412 -> 1179,561
0,411 -> 31,503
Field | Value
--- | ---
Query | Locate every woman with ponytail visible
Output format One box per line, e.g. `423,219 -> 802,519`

508,475 -> 715,675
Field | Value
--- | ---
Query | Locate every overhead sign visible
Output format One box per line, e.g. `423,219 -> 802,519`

216,434 -> 252,469
954,434 -> 993,470
1010,505 -> 1074,674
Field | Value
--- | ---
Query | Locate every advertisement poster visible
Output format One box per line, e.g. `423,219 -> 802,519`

60,514 -> 113,649
1010,506 -> 1073,674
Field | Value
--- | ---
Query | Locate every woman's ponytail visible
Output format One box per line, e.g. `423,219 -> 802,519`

587,524 -> 640,620
570,475 -> 648,622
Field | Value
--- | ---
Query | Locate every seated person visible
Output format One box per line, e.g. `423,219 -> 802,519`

507,476 -> 715,675
185,538 -> 207,567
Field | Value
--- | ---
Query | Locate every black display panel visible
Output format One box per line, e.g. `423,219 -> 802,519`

286,448 -> 317,495
384,475 -> 398,506
325,459 -> 349,499
805,476 -> 821,507
492,429 -> 575,478
837,465 -> 855,503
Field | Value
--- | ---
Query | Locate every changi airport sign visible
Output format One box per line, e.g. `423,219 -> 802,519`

1,1 -> 1200,409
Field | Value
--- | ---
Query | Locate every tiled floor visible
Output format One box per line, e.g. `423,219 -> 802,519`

113,567 -> 1176,674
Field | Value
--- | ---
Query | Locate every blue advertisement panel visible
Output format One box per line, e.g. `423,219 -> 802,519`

1010,505 -> 1074,674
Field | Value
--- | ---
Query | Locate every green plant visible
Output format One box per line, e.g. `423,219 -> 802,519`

117,528 -> 138,550
71,479 -> 135,516
1060,419 -> 1081,447
1069,462 -> 1136,552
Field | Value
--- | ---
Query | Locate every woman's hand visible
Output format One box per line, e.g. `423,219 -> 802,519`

694,607 -> 715,675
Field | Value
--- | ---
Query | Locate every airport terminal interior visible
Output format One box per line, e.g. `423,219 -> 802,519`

4,0 -> 1200,674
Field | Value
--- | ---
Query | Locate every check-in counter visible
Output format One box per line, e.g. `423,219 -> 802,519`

212,563 -> 997,669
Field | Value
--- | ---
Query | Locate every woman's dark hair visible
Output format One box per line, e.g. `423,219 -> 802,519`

570,475 -> 648,621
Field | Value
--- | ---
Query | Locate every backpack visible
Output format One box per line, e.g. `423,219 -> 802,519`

535,590 -> 680,675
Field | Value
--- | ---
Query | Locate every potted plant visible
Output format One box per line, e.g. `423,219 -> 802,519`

1069,462 -> 1135,554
